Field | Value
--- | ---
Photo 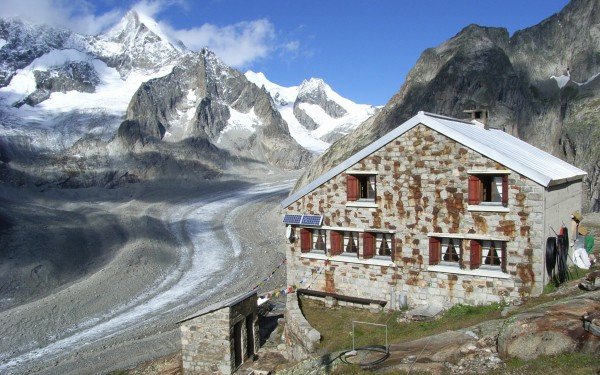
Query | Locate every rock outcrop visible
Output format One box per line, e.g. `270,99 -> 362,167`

0,10 -> 312,188
295,0 -> 600,211
118,51 -> 312,170
498,291 -> 600,360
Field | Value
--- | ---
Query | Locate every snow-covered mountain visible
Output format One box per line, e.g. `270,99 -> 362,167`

0,11 -> 311,187
245,71 -> 377,154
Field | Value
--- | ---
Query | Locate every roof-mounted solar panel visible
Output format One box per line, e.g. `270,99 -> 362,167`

282,214 -> 302,225
300,215 -> 323,226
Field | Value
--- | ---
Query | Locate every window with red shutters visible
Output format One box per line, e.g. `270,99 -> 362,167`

330,231 -> 343,256
346,175 -> 359,201
347,174 -> 376,202
470,240 -> 481,270
468,175 -> 481,205
469,173 -> 509,206
362,232 -> 375,259
300,229 -> 311,253
429,237 -> 441,265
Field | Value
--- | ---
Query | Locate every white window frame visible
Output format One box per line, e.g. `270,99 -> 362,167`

342,231 -> 359,256
480,240 -> 503,270
375,233 -> 393,259
441,238 -> 462,265
311,229 -> 327,254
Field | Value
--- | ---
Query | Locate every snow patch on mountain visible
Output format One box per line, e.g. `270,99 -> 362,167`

0,39 -> 6,49
0,47 -> 175,151
245,71 -> 376,154
220,107 -> 261,138
551,73 -> 570,88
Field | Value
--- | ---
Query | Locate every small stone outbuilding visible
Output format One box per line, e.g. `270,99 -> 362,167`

179,291 -> 259,375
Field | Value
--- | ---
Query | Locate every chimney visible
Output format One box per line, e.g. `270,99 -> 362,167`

463,109 -> 489,129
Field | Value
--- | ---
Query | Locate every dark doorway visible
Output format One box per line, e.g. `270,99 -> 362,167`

246,315 -> 255,358
234,321 -> 243,368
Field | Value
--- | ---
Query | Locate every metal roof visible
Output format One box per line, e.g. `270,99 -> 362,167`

281,111 -> 587,208
177,290 -> 257,324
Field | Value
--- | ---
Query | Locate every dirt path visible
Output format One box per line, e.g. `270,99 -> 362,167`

0,173 -> 296,374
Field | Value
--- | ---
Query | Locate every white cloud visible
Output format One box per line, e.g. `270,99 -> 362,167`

132,0 -> 166,18
2,0 -> 302,68
163,19 -> 277,67
2,0 -> 122,35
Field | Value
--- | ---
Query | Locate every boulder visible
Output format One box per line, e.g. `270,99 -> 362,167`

497,290 -> 600,360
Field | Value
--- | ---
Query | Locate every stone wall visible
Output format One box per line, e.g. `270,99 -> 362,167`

284,292 -> 321,361
180,294 -> 258,375
181,308 -> 231,374
286,124 -> 555,308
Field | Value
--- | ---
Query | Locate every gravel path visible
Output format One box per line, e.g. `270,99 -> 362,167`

0,172 -> 296,374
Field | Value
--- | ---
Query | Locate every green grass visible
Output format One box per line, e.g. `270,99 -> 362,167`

495,353 -> 600,375
299,296 -> 503,354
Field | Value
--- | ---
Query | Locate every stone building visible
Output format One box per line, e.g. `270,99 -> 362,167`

179,291 -> 258,375
281,111 -> 587,309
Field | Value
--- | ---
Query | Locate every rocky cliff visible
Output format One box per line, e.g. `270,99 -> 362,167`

118,50 -> 311,170
0,10 -> 311,188
296,0 -> 600,211
245,72 -> 377,154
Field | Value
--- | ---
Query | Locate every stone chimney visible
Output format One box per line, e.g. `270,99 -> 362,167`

463,109 -> 489,129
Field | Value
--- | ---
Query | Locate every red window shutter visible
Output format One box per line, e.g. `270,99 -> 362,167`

502,175 -> 509,206
468,175 -> 481,205
300,229 -> 311,253
470,240 -> 481,270
347,175 -> 358,201
363,232 -> 375,259
429,237 -> 440,265
501,242 -> 507,273
330,231 -> 342,255
391,235 -> 397,262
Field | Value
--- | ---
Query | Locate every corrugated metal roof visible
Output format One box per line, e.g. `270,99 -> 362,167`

281,111 -> 586,208
177,290 -> 257,324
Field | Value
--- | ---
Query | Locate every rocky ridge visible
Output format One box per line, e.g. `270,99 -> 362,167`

0,10 -> 311,188
245,71 -> 377,154
295,0 -> 600,211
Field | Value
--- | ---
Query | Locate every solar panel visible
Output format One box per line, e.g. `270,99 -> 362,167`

282,214 -> 302,225
300,215 -> 323,226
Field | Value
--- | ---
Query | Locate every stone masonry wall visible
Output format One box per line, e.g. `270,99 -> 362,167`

181,308 -> 231,375
180,294 -> 258,375
284,292 -> 321,361
286,124 -> 547,308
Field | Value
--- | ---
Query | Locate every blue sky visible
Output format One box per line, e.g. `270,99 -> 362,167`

5,0 -> 570,105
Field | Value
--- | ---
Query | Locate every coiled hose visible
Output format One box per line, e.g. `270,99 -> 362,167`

557,234 -> 569,283
546,237 -> 556,278
322,345 -> 390,370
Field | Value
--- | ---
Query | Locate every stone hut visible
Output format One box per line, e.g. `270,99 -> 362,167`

281,111 -> 587,309
179,291 -> 258,375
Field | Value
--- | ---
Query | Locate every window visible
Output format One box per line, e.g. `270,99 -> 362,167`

442,238 -> 462,263
312,229 -> 327,252
347,174 -> 376,201
468,174 -> 508,206
343,231 -> 359,255
482,240 -> 502,266
429,237 -> 462,265
376,233 -> 393,257
470,239 -> 507,272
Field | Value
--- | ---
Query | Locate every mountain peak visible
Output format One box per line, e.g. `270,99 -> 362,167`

101,8 -> 184,50
299,77 -> 329,94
